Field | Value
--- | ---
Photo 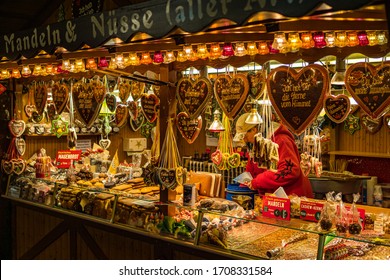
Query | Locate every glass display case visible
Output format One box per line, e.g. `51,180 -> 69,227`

4,174 -> 390,260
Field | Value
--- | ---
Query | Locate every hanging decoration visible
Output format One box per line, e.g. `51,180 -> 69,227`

344,114 -> 361,135
115,103 -> 129,127
140,92 -> 159,123
118,79 -> 131,103
51,82 -> 69,115
252,90 -> 279,171
176,112 -> 202,144
130,80 -> 146,101
345,61 -> 390,119
130,109 -> 145,131
247,69 -> 266,100
157,118 -> 183,190
2,112 -> 27,175
24,85 -> 37,118
33,82 -> 48,115
51,115 -> 69,138
214,72 -> 249,119
323,94 -> 351,123
267,64 -> 329,135
72,79 -> 103,127
127,100 -> 138,120
141,121 -> 155,139
300,126 -> 322,177
361,113 -> 383,134
176,76 -> 212,119
211,114 -> 241,170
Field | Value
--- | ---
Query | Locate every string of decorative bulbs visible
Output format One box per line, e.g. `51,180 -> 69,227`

0,30 -> 387,80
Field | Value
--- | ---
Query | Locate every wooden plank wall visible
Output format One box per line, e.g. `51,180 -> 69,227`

336,113 -> 390,154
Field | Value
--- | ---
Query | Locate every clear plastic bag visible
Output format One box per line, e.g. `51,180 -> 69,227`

334,192 -> 348,235
348,193 -> 362,235
318,191 -> 336,231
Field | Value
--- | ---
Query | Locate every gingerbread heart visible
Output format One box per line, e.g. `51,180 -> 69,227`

8,119 -> 26,137
141,93 -> 159,123
33,84 -> 48,115
72,81 -> 102,127
105,93 -> 117,112
176,77 -> 212,119
99,139 -> 111,150
15,138 -> 26,156
345,62 -> 390,119
324,94 -> 351,124
127,100 -> 138,120
91,79 -> 106,104
11,158 -> 26,175
115,104 -> 129,127
118,81 -> 131,103
211,149 -> 223,166
158,168 -> 176,189
24,104 -> 36,118
130,80 -> 145,101
214,74 -> 249,119
130,112 -> 145,131
248,71 -> 266,100
46,103 -> 57,120
51,82 -> 69,115
176,112 -> 202,144
1,159 -> 14,175
227,153 -> 241,169
361,113 -> 382,134
300,161 -> 311,177
268,65 -> 329,135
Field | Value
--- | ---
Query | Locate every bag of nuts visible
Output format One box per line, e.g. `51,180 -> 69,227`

348,193 -> 362,235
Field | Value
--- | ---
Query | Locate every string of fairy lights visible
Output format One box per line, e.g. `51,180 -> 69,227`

0,30 -> 388,80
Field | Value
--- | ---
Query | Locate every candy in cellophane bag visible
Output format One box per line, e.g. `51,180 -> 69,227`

318,191 -> 336,231
335,192 -> 349,235
348,193 -> 362,235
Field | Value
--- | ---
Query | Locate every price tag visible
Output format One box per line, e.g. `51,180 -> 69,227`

56,150 -> 82,168
300,200 -> 324,222
262,196 -> 291,221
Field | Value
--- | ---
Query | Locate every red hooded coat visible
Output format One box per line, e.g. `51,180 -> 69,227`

246,124 -> 314,198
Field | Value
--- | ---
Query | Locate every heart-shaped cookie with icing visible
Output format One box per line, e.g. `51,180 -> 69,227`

345,62 -> 390,119
115,104 -> 129,127
51,82 -> 69,115
176,77 -> 212,119
9,119 -> 26,137
141,93 -> 159,123
361,113 -> 382,134
267,65 -> 329,135
214,74 -> 249,119
176,112 -> 202,144
323,94 -> 351,123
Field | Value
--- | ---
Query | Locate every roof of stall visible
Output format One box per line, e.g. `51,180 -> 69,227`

0,0 -> 388,62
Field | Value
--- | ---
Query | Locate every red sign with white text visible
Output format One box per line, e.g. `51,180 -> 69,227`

262,196 -> 291,221
56,150 -> 82,168
300,200 -> 324,222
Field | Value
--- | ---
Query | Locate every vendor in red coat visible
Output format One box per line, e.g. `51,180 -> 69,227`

234,113 -> 313,198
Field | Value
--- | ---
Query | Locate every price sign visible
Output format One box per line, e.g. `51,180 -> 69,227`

262,196 -> 291,221
300,200 -> 324,222
56,150 -> 82,168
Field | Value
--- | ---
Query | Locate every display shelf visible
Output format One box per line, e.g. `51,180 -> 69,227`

329,151 -> 390,159
4,174 -> 390,260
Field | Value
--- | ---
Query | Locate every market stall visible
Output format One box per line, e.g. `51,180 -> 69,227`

1,0 -> 390,260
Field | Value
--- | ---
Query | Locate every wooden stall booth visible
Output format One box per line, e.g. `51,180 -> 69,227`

1,0 -> 390,260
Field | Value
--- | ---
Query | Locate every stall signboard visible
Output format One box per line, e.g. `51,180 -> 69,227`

56,150 -> 82,168
300,200 -> 324,222
262,195 -> 291,221
0,0 -> 376,60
